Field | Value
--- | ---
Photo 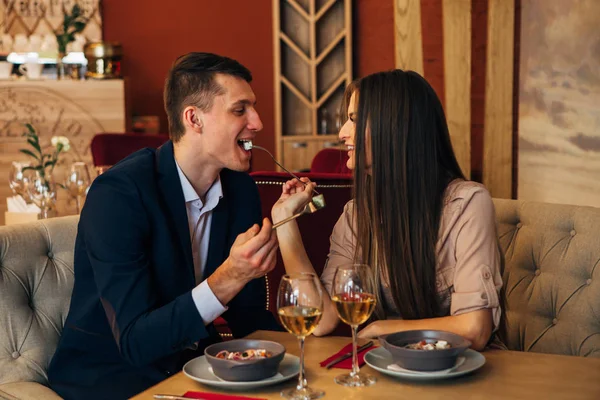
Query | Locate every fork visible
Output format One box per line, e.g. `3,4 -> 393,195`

251,144 -> 320,195
248,144 -> 326,229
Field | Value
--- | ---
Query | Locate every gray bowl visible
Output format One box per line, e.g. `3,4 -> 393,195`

204,339 -> 286,382
379,330 -> 471,372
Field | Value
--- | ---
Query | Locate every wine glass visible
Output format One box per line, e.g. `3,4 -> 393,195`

65,162 -> 91,213
332,264 -> 377,387
95,165 -> 111,176
26,172 -> 56,219
8,161 -> 31,199
277,273 -> 324,400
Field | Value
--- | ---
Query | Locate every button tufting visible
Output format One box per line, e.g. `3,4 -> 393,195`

11,351 -> 19,359
483,271 -> 491,279
552,318 -> 558,325
570,230 -> 576,237
47,251 -> 54,258
587,279 -> 592,285
516,222 -> 523,229
534,269 -> 541,276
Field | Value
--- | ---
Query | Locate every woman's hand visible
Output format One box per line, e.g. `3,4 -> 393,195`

357,320 -> 386,339
357,320 -> 405,339
357,310 -> 493,350
271,178 -> 316,220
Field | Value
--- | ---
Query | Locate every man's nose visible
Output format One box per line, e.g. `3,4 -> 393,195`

248,109 -> 263,132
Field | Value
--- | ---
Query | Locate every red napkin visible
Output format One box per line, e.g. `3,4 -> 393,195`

319,343 -> 378,369
183,391 -> 266,400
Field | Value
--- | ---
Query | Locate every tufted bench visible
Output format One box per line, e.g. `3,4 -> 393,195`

1,199 -> 599,399
495,199 -> 600,356
0,216 -> 77,400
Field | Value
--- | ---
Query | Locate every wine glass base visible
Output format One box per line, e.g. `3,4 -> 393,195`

334,372 -> 377,387
280,386 -> 325,400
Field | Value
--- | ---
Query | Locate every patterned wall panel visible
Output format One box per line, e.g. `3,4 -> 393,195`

0,0 -> 102,51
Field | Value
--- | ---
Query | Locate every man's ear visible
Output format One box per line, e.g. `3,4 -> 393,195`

183,106 -> 203,132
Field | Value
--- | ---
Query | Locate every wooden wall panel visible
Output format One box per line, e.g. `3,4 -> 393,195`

393,0 -> 424,75
392,0 -> 519,197
0,80 -> 126,224
442,0 -> 471,177
470,0 -> 489,183
483,0 -> 515,198
420,0 -> 445,104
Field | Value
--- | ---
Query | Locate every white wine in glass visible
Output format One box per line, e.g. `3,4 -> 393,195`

278,305 -> 322,337
332,264 -> 377,387
277,273 -> 324,400
65,162 -> 91,214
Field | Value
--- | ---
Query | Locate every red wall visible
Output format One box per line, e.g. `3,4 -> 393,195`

354,0 -> 395,77
102,0 -> 276,170
102,0 -> 395,171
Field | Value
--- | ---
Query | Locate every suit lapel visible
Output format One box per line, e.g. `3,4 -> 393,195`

155,141 -> 195,284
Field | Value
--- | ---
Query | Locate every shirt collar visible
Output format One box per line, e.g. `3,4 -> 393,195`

175,161 -> 223,207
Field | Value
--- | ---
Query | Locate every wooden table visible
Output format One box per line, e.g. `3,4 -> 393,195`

132,330 -> 600,400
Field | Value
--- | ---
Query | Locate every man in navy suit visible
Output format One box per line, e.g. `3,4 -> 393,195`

48,53 -> 281,399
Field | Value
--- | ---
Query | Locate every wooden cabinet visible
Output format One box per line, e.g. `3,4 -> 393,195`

282,135 -> 341,172
273,0 -> 352,171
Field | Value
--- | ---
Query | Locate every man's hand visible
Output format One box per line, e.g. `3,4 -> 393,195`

207,218 -> 279,305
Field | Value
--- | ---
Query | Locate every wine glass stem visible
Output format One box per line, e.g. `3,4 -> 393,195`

297,336 -> 307,390
351,325 -> 359,377
76,195 -> 82,214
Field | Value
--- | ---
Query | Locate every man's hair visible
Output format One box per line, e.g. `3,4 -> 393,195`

163,52 -> 252,141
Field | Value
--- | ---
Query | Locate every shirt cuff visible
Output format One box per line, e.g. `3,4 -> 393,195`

192,279 -> 228,325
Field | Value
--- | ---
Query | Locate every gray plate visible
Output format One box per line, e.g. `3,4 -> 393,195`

364,347 -> 485,381
183,353 -> 300,390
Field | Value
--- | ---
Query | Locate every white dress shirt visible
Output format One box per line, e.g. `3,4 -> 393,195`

176,162 -> 228,325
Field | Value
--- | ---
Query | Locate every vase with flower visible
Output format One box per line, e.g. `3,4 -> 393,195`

54,4 -> 88,80
20,124 -> 70,218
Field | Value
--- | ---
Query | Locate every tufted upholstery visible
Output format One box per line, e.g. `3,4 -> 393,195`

0,216 -> 78,398
1,196 -> 599,399
493,199 -> 600,357
90,133 -> 169,167
250,172 -> 354,316
250,171 -> 354,337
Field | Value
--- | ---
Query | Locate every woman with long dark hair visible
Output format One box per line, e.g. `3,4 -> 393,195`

272,69 -> 502,350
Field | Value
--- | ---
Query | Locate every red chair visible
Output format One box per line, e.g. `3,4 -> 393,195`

90,133 -> 170,167
217,172 -> 355,338
310,148 -> 352,175
216,171 -> 354,338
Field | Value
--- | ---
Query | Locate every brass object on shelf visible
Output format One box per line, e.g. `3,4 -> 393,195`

84,42 -> 123,79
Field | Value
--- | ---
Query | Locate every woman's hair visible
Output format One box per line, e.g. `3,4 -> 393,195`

348,69 -> 465,320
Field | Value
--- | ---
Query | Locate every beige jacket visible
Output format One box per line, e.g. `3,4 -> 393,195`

321,179 -> 503,329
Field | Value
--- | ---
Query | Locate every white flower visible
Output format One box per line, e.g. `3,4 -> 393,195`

51,136 -> 70,152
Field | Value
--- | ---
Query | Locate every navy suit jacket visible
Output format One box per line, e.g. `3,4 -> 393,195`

48,141 -> 280,399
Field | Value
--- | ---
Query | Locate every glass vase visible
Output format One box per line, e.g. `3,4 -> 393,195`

57,51 -> 66,80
